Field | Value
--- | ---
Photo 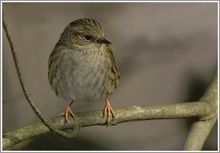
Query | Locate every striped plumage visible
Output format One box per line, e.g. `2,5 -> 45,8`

48,18 -> 120,123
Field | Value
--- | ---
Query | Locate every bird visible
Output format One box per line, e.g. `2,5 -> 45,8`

48,18 -> 120,124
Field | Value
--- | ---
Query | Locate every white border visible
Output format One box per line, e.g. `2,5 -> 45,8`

0,1 -> 219,2
1,1 -> 219,152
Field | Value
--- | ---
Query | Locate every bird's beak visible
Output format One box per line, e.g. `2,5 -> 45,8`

97,38 -> 111,44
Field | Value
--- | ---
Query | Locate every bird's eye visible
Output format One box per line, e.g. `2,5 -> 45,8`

84,35 -> 93,40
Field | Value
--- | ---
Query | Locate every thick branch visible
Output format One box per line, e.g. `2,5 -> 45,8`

183,74 -> 218,150
183,116 -> 217,150
3,101 -> 212,149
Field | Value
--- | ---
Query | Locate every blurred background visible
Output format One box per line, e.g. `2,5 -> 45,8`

2,2 -> 217,150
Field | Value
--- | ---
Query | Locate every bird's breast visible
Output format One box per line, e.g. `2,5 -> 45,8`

57,49 -> 112,103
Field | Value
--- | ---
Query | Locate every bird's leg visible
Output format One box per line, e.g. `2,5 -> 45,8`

103,98 -> 115,124
64,101 -> 75,123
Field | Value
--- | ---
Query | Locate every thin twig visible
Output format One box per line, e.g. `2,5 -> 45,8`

3,13 -> 79,139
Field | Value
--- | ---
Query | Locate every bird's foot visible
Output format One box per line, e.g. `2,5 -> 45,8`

103,99 -> 115,125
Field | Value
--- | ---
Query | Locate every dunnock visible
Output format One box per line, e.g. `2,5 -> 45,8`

48,18 -> 120,123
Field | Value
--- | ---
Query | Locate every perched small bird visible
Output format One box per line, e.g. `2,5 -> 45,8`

48,18 -> 120,124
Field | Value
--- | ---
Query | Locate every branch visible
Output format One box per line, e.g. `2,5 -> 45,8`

3,100 -> 214,150
183,74 -> 218,150
3,12 -> 80,139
